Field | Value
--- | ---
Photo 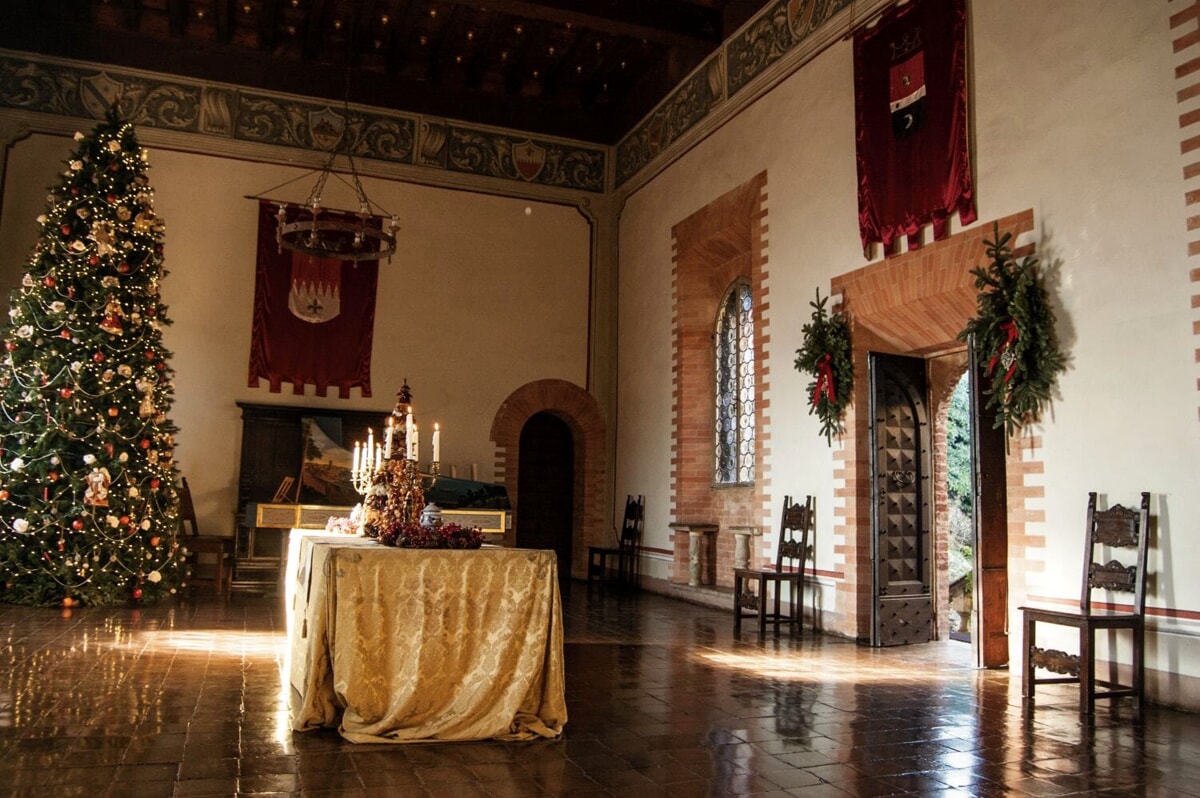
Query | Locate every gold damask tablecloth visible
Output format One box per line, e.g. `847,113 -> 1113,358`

287,532 -> 567,743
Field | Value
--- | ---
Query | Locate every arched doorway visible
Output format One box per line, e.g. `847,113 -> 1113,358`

516,412 -> 574,576
490,379 -> 606,580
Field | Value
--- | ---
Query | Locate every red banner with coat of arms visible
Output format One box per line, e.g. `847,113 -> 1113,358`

247,200 -> 378,398
854,0 -> 975,256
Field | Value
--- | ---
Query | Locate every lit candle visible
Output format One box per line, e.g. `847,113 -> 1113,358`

375,443 -> 383,471
432,423 -> 440,462
352,442 -> 361,479
364,430 -> 374,473
384,421 -> 393,460
411,424 -> 419,461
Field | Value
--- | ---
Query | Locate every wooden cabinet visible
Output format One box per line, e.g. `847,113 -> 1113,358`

234,402 -> 383,591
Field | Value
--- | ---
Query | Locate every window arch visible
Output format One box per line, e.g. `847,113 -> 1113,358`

714,279 -> 755,483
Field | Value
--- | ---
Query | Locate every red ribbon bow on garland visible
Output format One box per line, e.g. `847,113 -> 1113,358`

811,352 -> 837,407
987,319 -> 1019,384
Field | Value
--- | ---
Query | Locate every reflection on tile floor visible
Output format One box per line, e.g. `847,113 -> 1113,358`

0,581 -> 1197,797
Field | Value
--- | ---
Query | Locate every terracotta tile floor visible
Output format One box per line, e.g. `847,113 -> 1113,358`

0,581 -> 1197,797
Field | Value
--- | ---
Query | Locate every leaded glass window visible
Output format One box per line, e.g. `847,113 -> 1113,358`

714,280 -> 755,483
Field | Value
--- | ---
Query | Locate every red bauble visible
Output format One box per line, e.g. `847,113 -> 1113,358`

48,472 -> 58,482
62,597 -> 74,608
106,193 -> 117,204
71,519 -> 83,530
107,407 -> 119,417
155,362 -> 165,372
59,330 -> 70,339
132,588 -> 143,600
119,515 -> 130,525
4,342 -> 15,352
145,350 -> 155,359
139,439 -> 150,449
56,540 -> 64,552
150,478 -> 160,489
89,255 -> 100,266
69,187 -> 79,197
59,387 -> 72,398
0,490 -> 8,501
92,352 -> 105,363
43,276 -> 56,287
150,536 -> 160,547
117,262 -> 130,274
60,224 -> 71,235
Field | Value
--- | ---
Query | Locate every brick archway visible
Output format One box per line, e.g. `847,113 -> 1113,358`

491,379 -> 605,579
830,209 -> 1044,649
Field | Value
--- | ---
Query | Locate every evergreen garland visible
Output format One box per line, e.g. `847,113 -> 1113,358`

958,223 -> 1066,440
794,289 -> 854,445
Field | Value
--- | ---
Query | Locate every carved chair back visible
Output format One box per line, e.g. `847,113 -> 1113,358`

1080,491 -> 1150,616
180,476 -> 201,537
619,494 -> 645,551
776,495 -> 814,573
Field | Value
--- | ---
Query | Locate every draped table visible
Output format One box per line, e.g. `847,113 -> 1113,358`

286,531 -> 567,743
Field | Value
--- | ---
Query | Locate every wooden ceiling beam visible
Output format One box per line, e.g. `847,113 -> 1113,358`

445,0 -> 721,48
167,0 -> 188,37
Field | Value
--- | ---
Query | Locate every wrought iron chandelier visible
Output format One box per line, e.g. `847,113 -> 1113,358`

271,150 -> 399,263
259,14 -> 397,264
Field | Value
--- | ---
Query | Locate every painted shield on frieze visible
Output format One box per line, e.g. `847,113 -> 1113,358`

512,139 -> 547,182
308,107 -> 347,152
80,72 -> 124,119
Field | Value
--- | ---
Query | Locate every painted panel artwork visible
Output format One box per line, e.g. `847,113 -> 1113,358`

298,417 -> 360,507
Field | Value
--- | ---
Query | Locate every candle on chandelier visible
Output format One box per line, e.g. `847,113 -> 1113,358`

384,419 -> 394,460
364,430 -> 374,473
352,442 -> 361,479
432,423 -> 440,462
411,424 -> 419,461
375,443 -> 383,471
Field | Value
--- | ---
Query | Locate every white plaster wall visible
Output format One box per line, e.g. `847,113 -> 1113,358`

0,134 -> 590,534
617,0 -> 1200,693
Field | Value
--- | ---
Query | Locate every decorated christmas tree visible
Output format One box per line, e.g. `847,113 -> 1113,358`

0,110 -> 184,606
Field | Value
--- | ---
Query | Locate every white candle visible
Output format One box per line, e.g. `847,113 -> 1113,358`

375,443 -> 383,471
364,430 -> 374,473
432,423 -> 440,462
352,442 -> 361,479
384,423 -> 393,460
411,424 -> 419,461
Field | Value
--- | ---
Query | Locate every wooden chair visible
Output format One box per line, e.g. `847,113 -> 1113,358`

1020,492 -> 1151,718
179,477 -> 234,596
734,495 -> 814,636
588,495 -> 644,587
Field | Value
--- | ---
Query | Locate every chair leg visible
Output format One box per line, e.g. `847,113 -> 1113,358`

790,578 -> 799,635
1022,615 -> 1036,701
733,574 -> 740,633
1080,626 -> 1095,716
758,576 -> 768,638
1133,623 -> 1145,720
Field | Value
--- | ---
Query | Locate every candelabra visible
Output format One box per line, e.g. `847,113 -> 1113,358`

348,381 -> 441,536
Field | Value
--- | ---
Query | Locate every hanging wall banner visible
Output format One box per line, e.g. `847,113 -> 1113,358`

854,0 -> 975,255
248,200 -> 379,398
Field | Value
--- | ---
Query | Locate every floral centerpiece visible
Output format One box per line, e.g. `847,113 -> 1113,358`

378,521 -> 485,549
